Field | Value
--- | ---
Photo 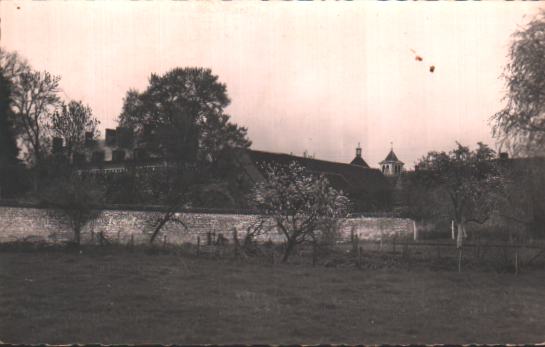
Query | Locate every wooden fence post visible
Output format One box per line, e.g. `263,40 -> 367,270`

312,241 -> 317,267
163,235 -> 167,250
233,227 -> 239,259
130,234 -> 134,251
197,236 -> 201,257
515,246 -> 519,276
457,247 -> 463,273
358,246 -> 362,269
406,245 -> 411,271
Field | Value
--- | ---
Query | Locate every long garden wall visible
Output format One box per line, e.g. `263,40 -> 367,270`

0,206 -> 415,244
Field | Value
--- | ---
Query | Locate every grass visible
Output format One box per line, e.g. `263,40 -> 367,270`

1,246 -> 545,344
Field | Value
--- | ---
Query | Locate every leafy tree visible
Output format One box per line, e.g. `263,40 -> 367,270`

399,171 -> 450,226
0,73 -> 27,198
497,158 -> 545,240
0,48 -> 30,82
50,100 -> 100,160
414,143 -> 504,246
253,162 -> 350,262
492,10 -> 545,156
118,67 -> 251,164
0,74 -> 19,165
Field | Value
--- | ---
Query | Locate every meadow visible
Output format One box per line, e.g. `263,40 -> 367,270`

1,244 -> 545,344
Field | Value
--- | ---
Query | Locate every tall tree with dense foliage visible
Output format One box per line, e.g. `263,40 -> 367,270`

492,10 -> 545,156
0,48 -> 29,82
414,143 -> 504,246
50,100 -> 100,160
118,67 -> 251,164
253,162 -> 350,262
0,73 -> 25,198
0,74 -> 19,165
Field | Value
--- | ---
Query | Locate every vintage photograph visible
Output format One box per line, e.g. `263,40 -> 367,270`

1,1 -> 545,344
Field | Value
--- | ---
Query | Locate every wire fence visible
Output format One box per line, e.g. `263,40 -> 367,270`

2,224 -> 545,275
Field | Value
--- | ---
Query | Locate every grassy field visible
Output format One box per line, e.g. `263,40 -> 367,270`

1,246 -> 545,344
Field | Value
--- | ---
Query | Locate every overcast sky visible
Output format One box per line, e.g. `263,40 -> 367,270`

2,1 -> 543,168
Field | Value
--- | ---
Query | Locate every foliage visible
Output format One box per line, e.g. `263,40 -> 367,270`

41,174 -> 105,246
414,143 -> 504,246
0,48 -> 30,83
118,67 -> 251,164
0,73 -> 19,165
492,10 -> 545,156
497,158 -> 545,239
253,161 -> 350,262
0,73 -> 29,198
399,171 -> 450,223
50,100 -> 100,159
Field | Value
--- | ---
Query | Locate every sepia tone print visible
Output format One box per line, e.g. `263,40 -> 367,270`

1,1 -> 545,345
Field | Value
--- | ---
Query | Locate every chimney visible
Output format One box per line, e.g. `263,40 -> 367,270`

116,126 -> 134,149
105,128 -> 117,147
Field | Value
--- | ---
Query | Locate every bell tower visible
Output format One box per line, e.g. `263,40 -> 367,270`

350,142 -> 369,168
380,143 -> 404,176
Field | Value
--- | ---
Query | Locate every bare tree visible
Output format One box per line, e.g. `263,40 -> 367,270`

1,48 -> 60,165
51,100 -> 100,160
11,70 -> 61,164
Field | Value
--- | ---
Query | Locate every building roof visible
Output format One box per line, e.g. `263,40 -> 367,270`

350,155 -> 369,167
380,149 -> 404,164
245,149 -> 390,194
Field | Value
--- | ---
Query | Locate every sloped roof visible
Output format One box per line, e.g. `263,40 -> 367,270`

380,149 -> 403,164
246,149 -> 390,194
350,155 -> 369,167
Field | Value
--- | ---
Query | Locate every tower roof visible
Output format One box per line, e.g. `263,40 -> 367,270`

350,142 -> 369,167
350,156 -> 369,167
380,149 -> 404,164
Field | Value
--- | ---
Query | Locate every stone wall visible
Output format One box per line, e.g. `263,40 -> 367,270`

0,206 -> 415,244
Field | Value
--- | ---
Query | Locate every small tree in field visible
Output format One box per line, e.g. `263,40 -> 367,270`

253,162 -> 350,262
42,175 -> 104,246
414,142 -> 504,247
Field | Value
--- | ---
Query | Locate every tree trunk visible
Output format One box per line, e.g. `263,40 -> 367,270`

150,212 -> 171,244
282,238 -> 297,263
74,225 -> 81,246
456,218 -> 465,249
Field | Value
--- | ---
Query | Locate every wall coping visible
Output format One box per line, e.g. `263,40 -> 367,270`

0,199 -> 405,219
